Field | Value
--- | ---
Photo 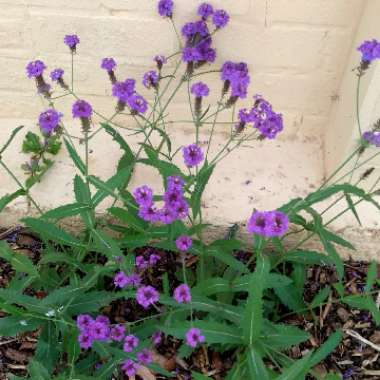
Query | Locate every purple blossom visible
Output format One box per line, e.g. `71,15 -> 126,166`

110,325 -> 125,342
247,210 -> 289,237
158,0 -> 173,17
95,315 -> 110,326
72,100 -> 93,118
123,334 -> 139,352
78,331 -> 93,349
121,359 -> 138,377
138,205 -> 159,222
149,253 -> 161,266
163,188 -> 183,209
173,199 -> 189,220
221,61 -> 250,100
198,3 -> 214,20
250,95 -> 283,139
89,321 -> 110,341
101,57 -> 117,72
167,176 -> 184,191
136,255 -> 148,270
114,271 -> 129,288
26,60 -> 46,78
143,70 -> 159,89
50,68 -> 64,82
158,207 -> 177,225
152,331 -> 163,346
191,82 -> 210,97
137,349 -> 153,365
133,185 -> 154,207
154,55 -> 167,70
175,235 -> 192,251
182,144 -> 204,167
127,94 -> 148,114
357,39 -> 380,62
64,34 -> 80,51
173,284 -> 191,304
136,285 -> 159,309
77,314 -> 93,331
363,131 -> 380,147
182,22 -> 197,38
185,328 -> 205,348
38,109 -> 62,134
112,79 -> 136,102
212,9 -> 230,29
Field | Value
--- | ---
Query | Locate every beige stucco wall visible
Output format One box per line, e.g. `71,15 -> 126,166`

1,0 -> 375,248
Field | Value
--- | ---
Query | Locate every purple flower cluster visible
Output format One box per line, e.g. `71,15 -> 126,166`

158,0 -> 173,17
64,34 -> 80,51
143,70 -> 159,89
135,251 -> 161,270
72,99 -> 93,118
26,60 -> 46,78
173,284 -> 192,303
77,314 -> 112,349
152,331 -> 163,346
175,235 -> 193,251
235,95 -> 283,139
112,79 -> 148,114
247,210 -> 289,238
182,144 -> 204,167
121,359 -> 138,377
123,334 -> 139,352
113,271 -> 141,288
198,3 -> 214,20
136,285 -> 160,309
101,58 -> 116,72
191,82 -> 210,98
134,176 -> 189,224
363,131 -> 380,147
38,109 -> 62,135
50,68 -> 64,81
185,327 -> 205,348
154,55 -> 167,70
221,61 -> 250,100
212,9 -> 230,29
357,39 -> 380,63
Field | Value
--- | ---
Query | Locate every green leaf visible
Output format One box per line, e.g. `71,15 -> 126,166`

262,321 -> 310,349
138,157 -> 183,181
102,123 -> 134,162
192,373 -> 212,380
22,131 -> 42,153
342,295 -> 380,325
73,175 -> 94,228
242,255 -> 270,345
0,189 -> 25,212
92,167 -> 133,206
28,360 -> 50,380
247,347 -> 270,380
42,202 -> 90,219
23,217 -> 85,248
91,228 -> 123,258
365,261 -> 378,293
345,193 -> 362,226
309,330 -> 342,367
45,135 -> 62,155
284,250 -> 332,266
108,206 -> 147,232
64,138 -> 86,175
319,232 -> 344,280
0,241 -> 38,277
0,316 -> 41,336
233,273 -> 292,292
205,244 -> 248,274
274,284 -> 306,313
192,277 -> 230,296
0,125 -> 24,155
274,354 -> 311,380
310,286 -> 331,308
191,163 -> 215,219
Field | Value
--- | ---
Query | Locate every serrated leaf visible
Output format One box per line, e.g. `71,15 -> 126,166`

42,202 -> 90,219
274,354 -> 311,380
345,193 -> 362,226
274,284 -> 306,313
342,295 -> 380,325
242,255 -> 270,345
138,157 -> 183,182
22,131 -> 42,153
108,206 -> 147,232
284,250 -> 332,266
191,164 -> 215,219
0,241 -> 38,277
91,228 -> 122,258
23,217 -> 85,248
0,316 -> 41,336
310,286 -> 331,308
365,261 -> 378,293
64,138 -> 86,175
0,189 -> 26,212
309,330 -> 342,367
247,347 -> 270,380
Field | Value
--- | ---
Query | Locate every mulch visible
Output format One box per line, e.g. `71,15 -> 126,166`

0,226 -> 379,379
